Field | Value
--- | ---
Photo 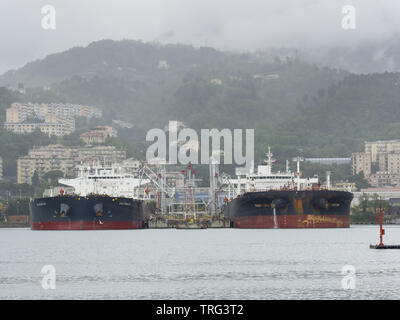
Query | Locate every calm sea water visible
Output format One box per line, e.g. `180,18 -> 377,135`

1,226 -> 400,300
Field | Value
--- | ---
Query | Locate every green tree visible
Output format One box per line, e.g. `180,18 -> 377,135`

31,171 -> 40,187
4,198 -> 30,216
349,173 -> 370,190
42,170 -> 64,185
351,194 -> 392,224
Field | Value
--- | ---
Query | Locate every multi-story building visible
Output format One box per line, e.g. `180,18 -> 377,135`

27,144 -> 78,158
7,103 -> 102,121
365,140 -> 400,162
80,131 -> 107,144
4,102 -> 101,136
4,118 -> 75,136
377,152 -> 400,174
76,146 -> 126,165
351,152 -> 372,177
17,156 -> 75,185
387,153 -> 400,175
353,140 -> 400,187
80,126 -> 117,145
368,171 -> 392,187
17,145 -> 127,184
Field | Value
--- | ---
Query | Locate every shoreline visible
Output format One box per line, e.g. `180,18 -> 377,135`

0,223 -> 29,228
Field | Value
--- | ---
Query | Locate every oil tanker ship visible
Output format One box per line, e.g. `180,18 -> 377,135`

30,164 -> 149,230
223,148 -> 353,228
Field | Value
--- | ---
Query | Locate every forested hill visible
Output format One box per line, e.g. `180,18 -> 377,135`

0,40 -> 348,130
256,72 -> 400,161
1,39 -> 400,168
0,40 -> 230,87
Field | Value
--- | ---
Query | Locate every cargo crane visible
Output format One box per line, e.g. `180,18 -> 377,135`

138,164 -> 175,215
208,156 -> 237,217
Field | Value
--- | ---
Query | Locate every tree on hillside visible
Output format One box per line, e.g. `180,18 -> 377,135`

31,171 -> 40,187
348,172 -> 370,190
42,170 -> 64,185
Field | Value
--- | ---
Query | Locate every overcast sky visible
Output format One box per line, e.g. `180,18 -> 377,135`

0,0 -> 399,73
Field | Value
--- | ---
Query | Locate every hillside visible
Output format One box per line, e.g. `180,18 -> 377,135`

1,40 -> 400,179
258,72 -> 400,161
1,40 -> 348,130
0,40 -> 235,87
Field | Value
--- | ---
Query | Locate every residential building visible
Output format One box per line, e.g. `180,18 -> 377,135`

368,171 -> 392,187
80,126 -> 118,144
351,152 -> 372,177
4,119 -> 75,136
17,156 -> 74,185
27,144 -> 77,158
76,146 -> 126,165
17,145 -> 127,184
4,102 -> 101,136
365,140 -> 400,162
388,153 -> 400,175
80,131 -> 107,144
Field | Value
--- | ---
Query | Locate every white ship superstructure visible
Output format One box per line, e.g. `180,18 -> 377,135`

58,164 -> 149,198
228,147 -> 319,194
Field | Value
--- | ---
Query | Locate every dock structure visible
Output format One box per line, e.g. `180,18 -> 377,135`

370,244 -> 400,249
370,198 -> 400,249
138,162 -> 230,229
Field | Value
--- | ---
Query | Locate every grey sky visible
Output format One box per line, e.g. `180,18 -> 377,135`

0,0 -> 399,73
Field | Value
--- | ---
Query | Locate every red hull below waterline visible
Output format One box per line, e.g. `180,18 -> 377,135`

233,214 -> 350,228
31,220 -> 144,230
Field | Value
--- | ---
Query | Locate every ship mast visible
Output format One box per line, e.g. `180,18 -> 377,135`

264,146 -> 275,175
292,157 -> 304,190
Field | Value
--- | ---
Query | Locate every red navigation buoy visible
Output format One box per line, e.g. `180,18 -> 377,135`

378,198 -> 385,247
370,197 -> 400,249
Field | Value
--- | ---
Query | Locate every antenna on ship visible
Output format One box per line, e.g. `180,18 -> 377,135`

264,146 -> 275,175
292,157 -> 304,191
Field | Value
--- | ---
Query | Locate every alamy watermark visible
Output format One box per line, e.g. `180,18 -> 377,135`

41,265 -> 56,290
342,5 -> 356,30
41,5 -> 56,30
146,121 -> 254,173
341,265 -> 356,290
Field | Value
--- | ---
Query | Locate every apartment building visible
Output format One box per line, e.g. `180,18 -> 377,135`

17,145 -> 127,184
4,118 -> 75,136
368,171 -> 400,187
353,140 -> 400,187
18,156 -> 75,185
7,103 -> 102,121
4,102 -> 101,136
76,146 -> 126,165
351,152 -> 372,177
365,140 -> 400,162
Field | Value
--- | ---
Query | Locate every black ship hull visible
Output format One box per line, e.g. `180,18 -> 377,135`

30,195 -> 145,230
223,190 -> 353,228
